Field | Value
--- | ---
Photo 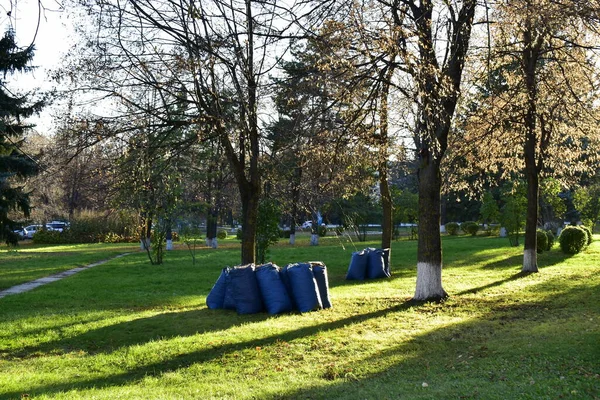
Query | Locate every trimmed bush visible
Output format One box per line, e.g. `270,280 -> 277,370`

559,226 -> 587,254
236,229 -> 243,240
536,229 -> 548,254
545,230 -> 555,251
580,225 -> 593,246
217,229 -> 228,240
461,221 -> 479,236
446,222 -> 459,236
32,229 -> 63,244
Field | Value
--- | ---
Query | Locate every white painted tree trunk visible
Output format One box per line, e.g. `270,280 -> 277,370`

166,239 -> 173,250
414,262 -> 446,301
210,238 -> 218,249
522,248 -> 538,272
205,237 -> 211,247
289,233 -> 295,245
310,234 -> 319,246
140,238 -> 151,250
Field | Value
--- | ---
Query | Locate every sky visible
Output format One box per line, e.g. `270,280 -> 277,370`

2,0 -> 73,134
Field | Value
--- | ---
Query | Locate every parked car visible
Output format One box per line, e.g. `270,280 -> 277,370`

23,225 -> 43,239
13,229 -> 25,240
46,221 -> 69,232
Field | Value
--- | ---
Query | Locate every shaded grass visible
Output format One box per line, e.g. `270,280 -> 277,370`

0,236 -> 598,399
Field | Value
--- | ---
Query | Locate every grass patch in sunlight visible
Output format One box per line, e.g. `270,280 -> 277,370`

0,236 -> 598,399
0,243 -> 139,290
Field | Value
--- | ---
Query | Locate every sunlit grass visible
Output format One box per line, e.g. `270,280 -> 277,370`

0,243 -> 139,290
0,236 -> 598,399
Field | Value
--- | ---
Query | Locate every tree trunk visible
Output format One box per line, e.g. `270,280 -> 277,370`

140,212 -> 152,250
206,207 -> 218,249
523,123 -> 539,272
521,12 -> 540,273
414,153 -> 447,301
240,183 -> 259,264
310,233 -> 319,246
381,173 -> 393,250
166,224 -> 173,250
379,65 -> 394,252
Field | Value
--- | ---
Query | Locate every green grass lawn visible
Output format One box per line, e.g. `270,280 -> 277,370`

0,235 -> 598,399
0,243 -> 140,291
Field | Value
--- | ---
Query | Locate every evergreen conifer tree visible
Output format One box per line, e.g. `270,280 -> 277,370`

0,30 -> 42,244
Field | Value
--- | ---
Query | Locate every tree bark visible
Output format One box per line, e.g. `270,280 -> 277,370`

523,110 -> 540,273
380,170 -> 393,250
521,8 -> 541,273
414,152 -> 447,301
379,64 -> 394,252
239,182 -> 260,264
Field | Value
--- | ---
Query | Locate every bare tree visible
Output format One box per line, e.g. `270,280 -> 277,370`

63,0 -> 300,263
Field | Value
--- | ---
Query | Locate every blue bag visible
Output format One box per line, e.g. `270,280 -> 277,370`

311,262 -> 332,309
255,263 -> 293,315
206,268 -> 228,309
286,263 -> 322,313
346,249 -> 369,280
223,269 -> 236,310
229,264 -> 264,315
279,265 -> 297,310
367,248 -> 391,279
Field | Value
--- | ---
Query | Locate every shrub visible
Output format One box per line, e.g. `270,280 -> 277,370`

559,226 -> 588,254
280,229 -> 291,239
217,229 -> 228,240
461,221 -> 479,236
446,222 -> 459,236
32,229 -> 64,244
317,225 -> 327,237
536,229 -> 548,254
103,232 -> 133,243
545,230 -> 555,251
580,225 -> 593,246
236,229 -> 243,240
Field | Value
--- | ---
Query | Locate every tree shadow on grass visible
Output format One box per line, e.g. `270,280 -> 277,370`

1,299 -> 420,398
329,268 -> 414,289
7,307 -> 272,359
269,292 -> 599,400
4,279 -> 598,400
482,250 -> 571,270
456,271 -> 533,296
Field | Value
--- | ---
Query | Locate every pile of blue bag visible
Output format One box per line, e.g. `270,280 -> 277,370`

346,248 -> 391,280
206,261 -> 332,315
